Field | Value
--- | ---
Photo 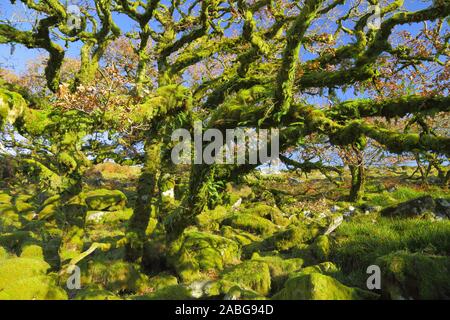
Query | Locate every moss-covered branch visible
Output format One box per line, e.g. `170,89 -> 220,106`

0,17 -> 64,92
328,95 -> 450,120
273,0 -> 325,120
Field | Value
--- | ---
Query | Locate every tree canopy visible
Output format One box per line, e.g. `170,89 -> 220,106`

0,0 -> 449,301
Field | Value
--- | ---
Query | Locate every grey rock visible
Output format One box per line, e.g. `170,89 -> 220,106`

360,204 -> 382,213
330,205 -> 341,213
435,198 -> 450,218
302,210 -> 311,217
288,177 -> 302,185
381,196 -> 436,218
231,198 -> 242,211
324,215 -> 343,235
87,211 -> 108,222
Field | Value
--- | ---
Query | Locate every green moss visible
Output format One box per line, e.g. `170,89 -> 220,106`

291,262 -> 339,278
14,194 -> 34,213
0,88 -> 26,128
37,202 -> 60,220
0,193 -> 12,204
203,279 -> 236,296
58,226 -> 84,262
84,260 -> 149,294
19,108 -> 52,135
57,152 -> 78,174
220,225 -> 261,246
129,84 -> 191,123
195,206 -> 229,231
0,204 -> 20,232
0,246 -> 8,259
376,251 -> 450,300
145,217 -> 158,236
272,273 -> 378,300
242,204 -> 290,226
169,229 -> 241,283
0,258 -> 50,290
0,274 -> 68,300
73,287 -> 121,300
259,190 -> 277,206
0,231 -> 33,252
310,235 -> 330,261
87,208 -> 134,225
20,159 -> 65,193
245,224 -> 321,254
222,213 -> 277,236
0,203 -> 15,214
132,284 -> 193,300
224,183 -> 254,205
38,194 -> 61,216
221,260 -> 271,296
84,189 -> 127,211
147,273 -> 179,291
20,244 -> 45,260
226,285 -> 267,300
250,253 -> 304,292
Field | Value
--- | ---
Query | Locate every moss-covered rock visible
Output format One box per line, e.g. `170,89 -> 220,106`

37,200 -> 60,221
20,244 -> 45,260
0,257 -> 50,288
381,196 -> 436,218
0,204 -> 20,232
272,273 -> 378,300
87,208 -> 134,225
242,204 -> 290,226
222,213 -> 277,236
310,235 -> 330,261
0,193 -> 12,204
375,251 -> 450,300
225,285 -> 267,300
73,286 -> 121,300
200,279 -> 266,299
147,273 -> 179,291
133,285 -> 193,300
0,88 -> 27,128
0,274 -> 68,300
220,225 -> 261,246
86,211 -> 110,223
0,231 -> 33,252
83,260 -> 149,294
0,246 -> 8,259
259,190 -> 277,206
224,183 -> 254,205
58,226 -> 84,262
291,262 -> 339,278
196,206 -> 229,231
221,260 -> 271,296
168,229 -> 241,283
0,257 -> 67,300
244,224 -> 320,255
250,253 -> 304,292
85,189 -> 127,211
15,194 -> 34,213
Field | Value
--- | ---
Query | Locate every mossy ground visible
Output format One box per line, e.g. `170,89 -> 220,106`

0,165 -> 449,300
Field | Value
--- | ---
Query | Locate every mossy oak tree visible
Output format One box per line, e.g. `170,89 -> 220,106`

0,0 -> 449,264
